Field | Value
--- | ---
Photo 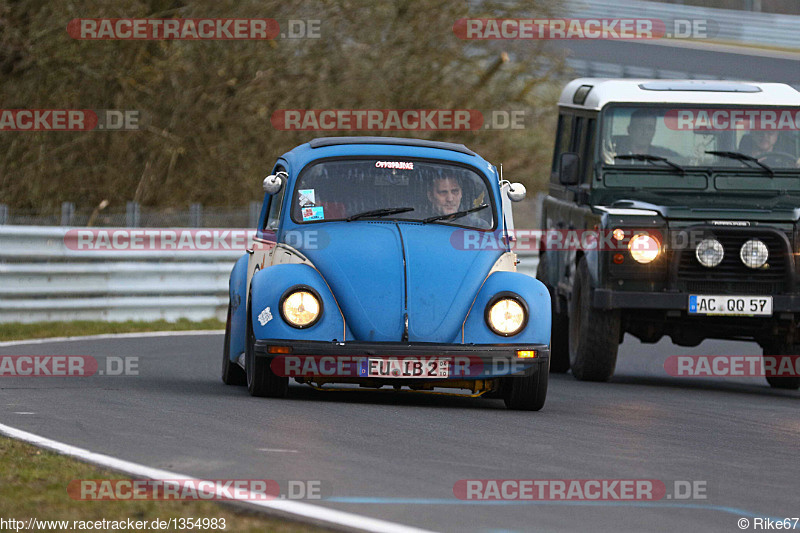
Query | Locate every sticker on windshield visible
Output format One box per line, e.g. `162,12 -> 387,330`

298,189 -> 316,207
302,206 -> 325,221
375,161 -> 414,170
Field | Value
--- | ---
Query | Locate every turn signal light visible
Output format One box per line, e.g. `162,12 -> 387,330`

516,350 -> 537,358
268,346 -> 292,354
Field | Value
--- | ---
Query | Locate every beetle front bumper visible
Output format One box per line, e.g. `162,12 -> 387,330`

254,340 -> 549,380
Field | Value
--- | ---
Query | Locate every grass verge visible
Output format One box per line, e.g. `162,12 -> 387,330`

0,319 -> 225,342
0,436 -> 328,532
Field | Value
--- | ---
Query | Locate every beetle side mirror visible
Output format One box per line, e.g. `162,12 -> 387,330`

558,153 -> 580,186
507,182 -> 527,202
263,171 -> 287,194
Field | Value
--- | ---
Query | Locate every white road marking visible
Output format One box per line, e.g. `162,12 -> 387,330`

13,412 -> 35,415
258,448 -> 299,453
0,423 -> 433,533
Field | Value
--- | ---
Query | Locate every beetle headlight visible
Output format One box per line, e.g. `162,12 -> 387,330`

629,233 -> 660,264
740,239 -> 768,269
696,238 -> 724,268
280,288 -> 322,328
485,294 -> 527,337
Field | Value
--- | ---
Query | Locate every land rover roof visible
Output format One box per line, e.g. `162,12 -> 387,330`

558,78 -> 800,111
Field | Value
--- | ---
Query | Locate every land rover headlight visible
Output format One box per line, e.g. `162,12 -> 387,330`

280,288 -> 322,328
740,239 -> 768,269
629,234 -> 660,264
486,294 -> 528,337
696,238 -> 724,268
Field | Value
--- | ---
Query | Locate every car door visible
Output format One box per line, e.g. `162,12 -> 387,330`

247,164 -> 287,295
543,111 -> 575,299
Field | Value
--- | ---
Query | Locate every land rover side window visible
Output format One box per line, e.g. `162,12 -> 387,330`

264,167 -> 286,231
552,113 -> 574,176
581,118 -> 596,182
601,106 -> 800,168
572,117 -> 585,153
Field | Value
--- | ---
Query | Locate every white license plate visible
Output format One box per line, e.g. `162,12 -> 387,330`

688,295 -> 772,316
364,358 -> 450,378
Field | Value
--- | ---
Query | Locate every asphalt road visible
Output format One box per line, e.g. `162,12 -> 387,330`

1,332 -> 798,533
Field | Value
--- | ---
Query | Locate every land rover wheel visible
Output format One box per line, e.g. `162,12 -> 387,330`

568,257 -> 620,382
536,253 -> 570,373
762,341 -> 800,390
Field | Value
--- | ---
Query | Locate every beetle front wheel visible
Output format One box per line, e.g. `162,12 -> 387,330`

245,301 -> 289,398
503,362 -> 548,411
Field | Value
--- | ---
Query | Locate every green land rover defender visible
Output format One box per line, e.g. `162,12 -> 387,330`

539,78 -> 800,389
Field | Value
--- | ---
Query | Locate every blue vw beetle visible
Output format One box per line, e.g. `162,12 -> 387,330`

222,137 -> 551,410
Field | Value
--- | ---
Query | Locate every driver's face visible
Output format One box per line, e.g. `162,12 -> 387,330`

628,115 -> 657,148
753,130 -> 779,152
428,177 -> 462,215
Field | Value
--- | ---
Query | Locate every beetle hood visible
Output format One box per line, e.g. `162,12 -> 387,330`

297,223 -> 502,342
399,225 -> 502,342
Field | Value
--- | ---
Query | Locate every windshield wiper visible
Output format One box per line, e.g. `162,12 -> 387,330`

345,207 -> 414,221
422,203 -> 489,224
615,154 -> 685,174
705,150 -> 774,177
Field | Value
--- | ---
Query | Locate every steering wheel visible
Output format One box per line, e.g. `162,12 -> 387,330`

755,151 -> 799,167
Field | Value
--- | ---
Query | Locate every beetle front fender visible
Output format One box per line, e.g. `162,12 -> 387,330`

463,271 -> 551,345
250,264 -> 352,342
227,253 -> 249,363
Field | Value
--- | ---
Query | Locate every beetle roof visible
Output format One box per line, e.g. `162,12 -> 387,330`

559,78 -> 800,111
277,136 -> 495,177
309,136 -> 476,155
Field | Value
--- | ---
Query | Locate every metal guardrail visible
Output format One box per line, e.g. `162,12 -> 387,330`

0,202 -> 261,228
563,0 -> 800,49
0,226 -> 240,323
564,58 -> 720,82
0,225 -> 541,324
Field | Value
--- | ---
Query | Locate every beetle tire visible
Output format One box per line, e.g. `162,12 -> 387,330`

536,253 -> 570,373
762,342 -> 800,390
246,302 -> 289,398
503,361 -> 549,411
568,257 -> 620,382
221,305 -> 246,386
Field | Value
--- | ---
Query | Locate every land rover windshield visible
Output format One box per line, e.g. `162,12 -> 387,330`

601,106 -> 800,170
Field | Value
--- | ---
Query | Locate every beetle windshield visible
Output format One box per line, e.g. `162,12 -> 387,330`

291,159 -> 495,229
601,106 -> 800,170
